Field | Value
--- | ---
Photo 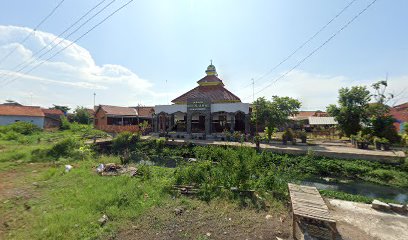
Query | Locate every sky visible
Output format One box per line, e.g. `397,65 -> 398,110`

0,0 -> 407,111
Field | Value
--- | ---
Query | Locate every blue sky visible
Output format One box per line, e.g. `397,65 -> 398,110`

0,0 -> 407,110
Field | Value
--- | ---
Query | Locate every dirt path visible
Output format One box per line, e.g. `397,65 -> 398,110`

328,199 -> 408,240
114,199 -> 292,240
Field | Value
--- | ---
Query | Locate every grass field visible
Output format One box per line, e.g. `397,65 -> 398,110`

0,123 -> 407,239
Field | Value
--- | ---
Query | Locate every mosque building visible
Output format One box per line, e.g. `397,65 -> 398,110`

153,63 -> 250,138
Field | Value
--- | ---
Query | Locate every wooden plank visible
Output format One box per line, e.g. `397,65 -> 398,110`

289,183 -> 336,223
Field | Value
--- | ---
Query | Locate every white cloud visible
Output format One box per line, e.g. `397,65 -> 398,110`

0,25 -> 156,108
234,70 -> 408,110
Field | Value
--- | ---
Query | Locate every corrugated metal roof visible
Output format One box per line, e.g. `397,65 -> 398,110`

98,105 -> 138,116
308,116 -> 337,125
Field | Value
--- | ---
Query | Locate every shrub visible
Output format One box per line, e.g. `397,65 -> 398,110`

282,128 -> 294,141
31,148 -> 51,162
60,116 -> 71,130
112,132 -> 140,154
2,131 -> 23,140
367,169 -> 395,182
47,138 -> 81,159
8,121 -> 41,135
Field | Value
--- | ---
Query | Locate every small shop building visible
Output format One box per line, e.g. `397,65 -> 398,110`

153,64 -> 250,138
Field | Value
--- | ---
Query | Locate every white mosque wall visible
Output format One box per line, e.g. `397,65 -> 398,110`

154,102 -> 250,114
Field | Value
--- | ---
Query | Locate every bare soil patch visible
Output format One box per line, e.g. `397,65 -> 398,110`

328,198 -> 408,240
114,198 -> 292,240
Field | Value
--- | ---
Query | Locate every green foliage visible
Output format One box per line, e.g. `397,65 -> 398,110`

252,96 -> 301,131
112,132 -> 140,164
327,86 -> 371,136
282,128 -> 294,141
367,169 -> 395,182
52,104 -> 70,114
264,126 -> 276,142
73,106 -> 91,124
138,120 -> 150,134
7,161 -> 172,240
60,115 -> 71,130
319,190 -> 374,204
7,121 -> 41,135
46,137 -> 90,160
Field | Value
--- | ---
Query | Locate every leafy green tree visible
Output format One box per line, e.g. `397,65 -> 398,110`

252,96 -> 301,134
73,106 -> 91,124
52,105 -> 70,114
367,81 -> 400,143
327,86 -> 371,137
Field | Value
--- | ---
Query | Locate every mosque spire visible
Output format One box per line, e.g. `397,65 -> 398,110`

205,60 -> 217,76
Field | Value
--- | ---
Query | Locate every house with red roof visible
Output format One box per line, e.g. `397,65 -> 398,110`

41,108 -> 65,129
389,102 -> 408,133
0,104 -> 66,129
0,105 -> 45,128
153,63 -> 250,137
94,105 -> 154,133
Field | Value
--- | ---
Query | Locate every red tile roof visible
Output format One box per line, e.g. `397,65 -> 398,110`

97,105 -> 138,116
197,75 -> 224,85
172,85 -> 241,104
41,108 -> 64,115
0,105 -> 45,117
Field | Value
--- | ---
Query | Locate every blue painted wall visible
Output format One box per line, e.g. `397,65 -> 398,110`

0,116 -> 44,129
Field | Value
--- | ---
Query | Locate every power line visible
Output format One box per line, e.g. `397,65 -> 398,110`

2,0 -> 135,87
0,0 -> 109,82
0,0 -> 66,65
243,0 -> 358,88
0,0 -> 117,84
244,0 -> 378,101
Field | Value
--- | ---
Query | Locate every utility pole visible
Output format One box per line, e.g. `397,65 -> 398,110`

93,92 -> 96,107
252,78 -> 255,102
92,92 -> 96,126
252,78 -> 258,135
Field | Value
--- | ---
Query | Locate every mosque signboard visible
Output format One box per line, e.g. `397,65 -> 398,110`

187,98 -> 210,112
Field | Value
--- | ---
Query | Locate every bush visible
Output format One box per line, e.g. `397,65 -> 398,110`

60,116 -> 71,130
282,128 -> 294,141
47,138 -> 81,159
367,169 -> 395,182
2,131 -> 23,140
112,132 -> 140,154
8,121 -> 41,135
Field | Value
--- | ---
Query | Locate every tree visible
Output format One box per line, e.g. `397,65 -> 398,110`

252,96 -> 301,134
73,106 -> 91,124
52,105 -> 70,114
367,81 -> 400,143
327,86 -> 371,137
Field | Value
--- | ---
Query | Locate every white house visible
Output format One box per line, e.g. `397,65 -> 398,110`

0,105 -> 45,129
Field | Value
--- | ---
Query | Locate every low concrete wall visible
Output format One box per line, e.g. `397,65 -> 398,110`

96,125 -> 139,133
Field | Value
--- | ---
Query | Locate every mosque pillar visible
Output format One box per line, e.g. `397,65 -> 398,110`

230,113 -> 235,132
245,114 -> 250,134
205,112 -> 211,136
187,112 -> 192,134
170,114 -> 175,131
153,115 -> 157,132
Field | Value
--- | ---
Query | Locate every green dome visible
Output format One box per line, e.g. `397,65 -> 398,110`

205,64 -> 217,76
